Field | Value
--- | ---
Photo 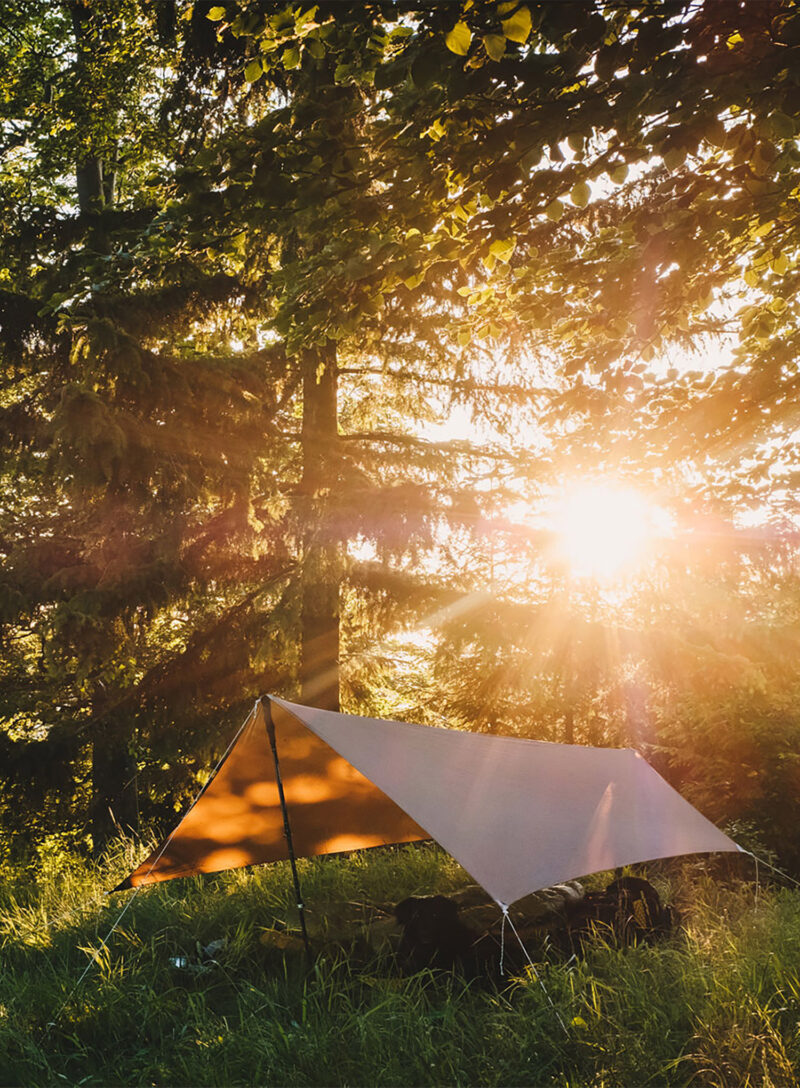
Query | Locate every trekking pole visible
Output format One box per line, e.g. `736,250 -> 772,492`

261,698 -> 312,964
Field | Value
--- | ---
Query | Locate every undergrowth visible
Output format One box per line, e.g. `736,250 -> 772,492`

0,841 -> 798,1086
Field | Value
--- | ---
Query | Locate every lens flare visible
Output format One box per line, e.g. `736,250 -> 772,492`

553,483 -> 662,579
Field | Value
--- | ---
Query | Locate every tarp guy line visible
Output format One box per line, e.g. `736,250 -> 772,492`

49,705 -> 255,1031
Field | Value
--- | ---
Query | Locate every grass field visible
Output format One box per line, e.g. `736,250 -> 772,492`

1,841 -> 798,1086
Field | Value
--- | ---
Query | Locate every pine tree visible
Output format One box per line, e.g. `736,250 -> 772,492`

3,0 -> 800,863
0,2 -> 298,850
0,2 -> 495,849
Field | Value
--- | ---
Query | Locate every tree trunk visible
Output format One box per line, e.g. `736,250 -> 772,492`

91,727 -> 138,854
72,3 -> 112,250
76,156 -> 104,214
72,0 -> 130,851
300,341 -> 341,711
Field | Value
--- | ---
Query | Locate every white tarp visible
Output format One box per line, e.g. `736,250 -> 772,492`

271,696 -> 740,907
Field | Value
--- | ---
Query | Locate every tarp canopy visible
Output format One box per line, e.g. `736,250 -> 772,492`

120,696 -> 739,905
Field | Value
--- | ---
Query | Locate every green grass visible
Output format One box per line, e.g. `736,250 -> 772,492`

1,842 -> 799,1086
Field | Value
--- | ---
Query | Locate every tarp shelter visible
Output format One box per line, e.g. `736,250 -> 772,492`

120,696 -> 740,906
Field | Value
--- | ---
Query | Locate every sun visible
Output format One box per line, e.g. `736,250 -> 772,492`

552,482 -> 664,580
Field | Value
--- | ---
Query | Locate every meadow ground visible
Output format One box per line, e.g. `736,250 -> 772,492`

1,841 -> 799,1087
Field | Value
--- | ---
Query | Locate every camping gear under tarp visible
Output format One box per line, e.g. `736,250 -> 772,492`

119,696 -> 740,905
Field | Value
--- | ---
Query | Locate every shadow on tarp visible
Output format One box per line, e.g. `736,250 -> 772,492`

119,702 -> 428,889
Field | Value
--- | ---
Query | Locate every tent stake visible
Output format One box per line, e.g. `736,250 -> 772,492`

262,698 -> 312,963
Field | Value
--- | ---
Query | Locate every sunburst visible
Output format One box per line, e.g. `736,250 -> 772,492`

553,482 -> 668,580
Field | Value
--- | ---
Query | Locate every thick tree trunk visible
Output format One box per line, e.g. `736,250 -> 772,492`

300,341 -> 341,711
76,157 -> 104,214
73,0 -> 130,851
72,12 -> 112,254
72,4 -> 105,216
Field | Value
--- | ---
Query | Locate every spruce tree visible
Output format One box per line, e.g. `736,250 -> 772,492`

3,0 -> 800,863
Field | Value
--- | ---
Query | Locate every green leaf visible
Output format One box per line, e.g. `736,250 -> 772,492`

424,117 -> 446,141
766,111 -> 795,139
704,119 -> 727,148
570,180 -> 591,208
295,6 -> 318,28
663,147 -> 686,172
739,304 -> 760,328
489,237 -> 516,262
753,312 -> 775,340
545,197 -> 564,221
207,6 -> 226,20
520,146 -> 542,171
270,11 -> 295,32
609,163 -> 628,185
244,59 -> 263,83
283,46 -> 301,69
306,37 -> 325,59
744,268 -> 759,288
768,297 -> 787,314
501,4 -> 532,43
483,34 -> 506,61
410,50 -> 438,89
771,254 -> 789,275
457,328 -> 472,347
445,21 -> 472,55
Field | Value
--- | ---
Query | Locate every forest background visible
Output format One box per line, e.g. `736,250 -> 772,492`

2,0 -> 800,881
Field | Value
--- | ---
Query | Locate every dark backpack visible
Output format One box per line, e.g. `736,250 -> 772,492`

394,895 -> 477,972
568,876 -> 674,945
606,876 -> 673,939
